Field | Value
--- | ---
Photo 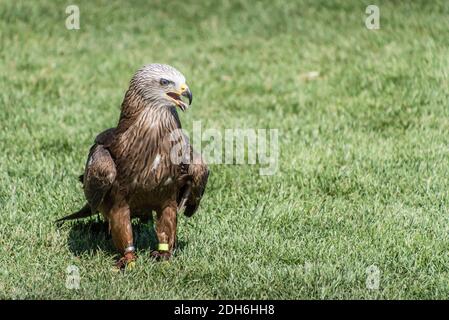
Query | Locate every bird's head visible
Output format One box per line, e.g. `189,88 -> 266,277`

129,63 -> 192,111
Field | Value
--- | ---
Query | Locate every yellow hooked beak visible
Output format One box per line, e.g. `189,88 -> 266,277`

167,84 -> 192,112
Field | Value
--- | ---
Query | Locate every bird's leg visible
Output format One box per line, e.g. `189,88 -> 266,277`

151,205 -> 177,260
109,202 -> 135,269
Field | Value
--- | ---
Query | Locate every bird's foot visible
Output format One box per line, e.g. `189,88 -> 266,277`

114,252 -> 136,271
150,250 -> 172,261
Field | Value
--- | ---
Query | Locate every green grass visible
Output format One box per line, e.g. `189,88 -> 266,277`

1,0 -> 449,299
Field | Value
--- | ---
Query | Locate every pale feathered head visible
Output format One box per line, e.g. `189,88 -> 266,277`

129,63 -> 192,111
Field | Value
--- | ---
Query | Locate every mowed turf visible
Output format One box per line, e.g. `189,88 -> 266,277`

1,0 -> 449,299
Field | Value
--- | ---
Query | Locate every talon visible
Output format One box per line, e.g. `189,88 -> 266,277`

114,251 -> 136,270
150,250 -> 172,261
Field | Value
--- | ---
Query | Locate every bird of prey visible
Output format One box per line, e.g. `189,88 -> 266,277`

57,64 -> 209,268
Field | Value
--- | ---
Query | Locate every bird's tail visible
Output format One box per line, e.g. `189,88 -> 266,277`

55,203 -> 95,224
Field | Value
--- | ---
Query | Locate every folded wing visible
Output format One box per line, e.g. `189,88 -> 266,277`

83,128 -> 117,213
178,151 -> 209,217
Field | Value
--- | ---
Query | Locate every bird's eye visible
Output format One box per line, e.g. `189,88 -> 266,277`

160,78 -> 170,86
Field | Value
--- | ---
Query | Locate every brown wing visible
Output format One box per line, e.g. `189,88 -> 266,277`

178,151 -> 209,217
78,128 -> 116,182
83,129 -> 117,213
94,127 -> 116,146
56,129 -> 116,223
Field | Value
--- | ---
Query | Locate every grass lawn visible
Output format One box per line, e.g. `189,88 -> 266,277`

1,0 -> 449,299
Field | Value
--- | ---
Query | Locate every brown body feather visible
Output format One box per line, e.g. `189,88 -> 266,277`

57,64 -> 209,263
